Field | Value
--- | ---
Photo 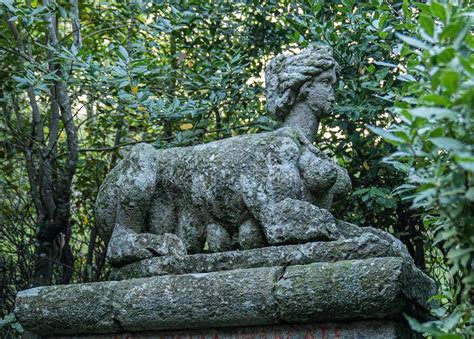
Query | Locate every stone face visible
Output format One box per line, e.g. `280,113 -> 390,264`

265,45 -> 336,122
110,234 -> 408,280
15,257 -> 435,336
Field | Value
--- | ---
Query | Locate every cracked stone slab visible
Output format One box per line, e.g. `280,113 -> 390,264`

274,257 -> 436,323
111,233 -> 406,280
15,257 -> 435,336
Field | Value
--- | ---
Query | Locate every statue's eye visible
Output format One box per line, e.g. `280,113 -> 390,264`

321,79 -> 330,85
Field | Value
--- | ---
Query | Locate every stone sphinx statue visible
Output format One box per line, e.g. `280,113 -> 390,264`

95,45 -> 351,266
15,44 -> 437,338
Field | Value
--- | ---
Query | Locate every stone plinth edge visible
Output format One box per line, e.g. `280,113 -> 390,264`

15,257 -> 435,336
21,320 -> 422,339
111,233 -> 406,280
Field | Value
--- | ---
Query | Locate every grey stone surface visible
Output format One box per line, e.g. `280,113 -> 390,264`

275,258 -> 435,323
110,234 -> 409,280
337,220 -> 414,264
106,227 -> 187,265
97,128 -> 349,266
206,224 -> 233,252
15,282 -> 121,335
238,218 -> 266,250
15,257 -> 435,336
95,44 -> 352,266
25,321 -> 421,338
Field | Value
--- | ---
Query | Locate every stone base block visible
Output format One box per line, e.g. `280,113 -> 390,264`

22,321 -> 421,338
15,257 -> 435,336
111,233 -> 405,280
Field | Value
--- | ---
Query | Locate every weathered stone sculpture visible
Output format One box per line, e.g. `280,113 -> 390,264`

15,44 -> 436,339
95,45 -> 351,266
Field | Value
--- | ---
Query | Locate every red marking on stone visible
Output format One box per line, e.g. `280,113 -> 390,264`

272,330 -> 284,339
334,328 -> 342,339
321,328 -> 328,339
303,328 -> 315,339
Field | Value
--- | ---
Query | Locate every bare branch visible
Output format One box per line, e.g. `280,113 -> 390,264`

69,0 -> 82,49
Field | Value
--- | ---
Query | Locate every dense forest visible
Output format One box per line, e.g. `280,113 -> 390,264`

0,0 -> 472,337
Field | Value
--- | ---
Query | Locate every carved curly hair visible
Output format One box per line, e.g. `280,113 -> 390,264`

265,44 -> 337,121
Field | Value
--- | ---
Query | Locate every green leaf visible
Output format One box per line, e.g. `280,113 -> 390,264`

439,70 -> 459,93
410,107 -> 457,120
404,315 -> 443,335
453,20 -> 472,48
118,46 -> 129,61
430,137 -> 464,151
59,6 -> 67,19
465,187 -> 474,201
396,33 -> 431,50
368,126 -> 404,143
448,248 -> 473,259
435,47 -> 456,64
419,14 -> 434,36
421,94 -> 451,107
12,76 -> 29,84
374,61 -> 397,67
454,154 -> 474,172
430,2 -> 446,22
11,322 -> 23,333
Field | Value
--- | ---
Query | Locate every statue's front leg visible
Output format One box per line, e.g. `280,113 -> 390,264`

98,144 -> 187,266
258,198 -> 340,245
107,224 -> 186,266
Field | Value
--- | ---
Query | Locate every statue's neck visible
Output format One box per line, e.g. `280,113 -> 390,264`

281,102 -> 319,143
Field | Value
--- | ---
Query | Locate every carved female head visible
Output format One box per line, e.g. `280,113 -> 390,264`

265,44 -> 337,121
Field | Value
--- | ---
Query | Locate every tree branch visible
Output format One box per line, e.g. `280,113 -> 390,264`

69,0 -> 82,50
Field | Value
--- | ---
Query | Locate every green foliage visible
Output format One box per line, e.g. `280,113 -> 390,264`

0,313 -> 23,337
280,0 -> 429,270
0,0 -> 472,337
373,1 -> 473,335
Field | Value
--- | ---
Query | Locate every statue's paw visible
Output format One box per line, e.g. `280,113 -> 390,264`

264,198 -> 340,245
138,233 -> 188,257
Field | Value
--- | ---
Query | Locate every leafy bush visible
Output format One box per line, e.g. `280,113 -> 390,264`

373,1 -> 473,335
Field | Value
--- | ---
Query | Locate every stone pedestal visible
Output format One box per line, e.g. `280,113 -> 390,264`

15,241 -> 434,338
23,321 -> 421,339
